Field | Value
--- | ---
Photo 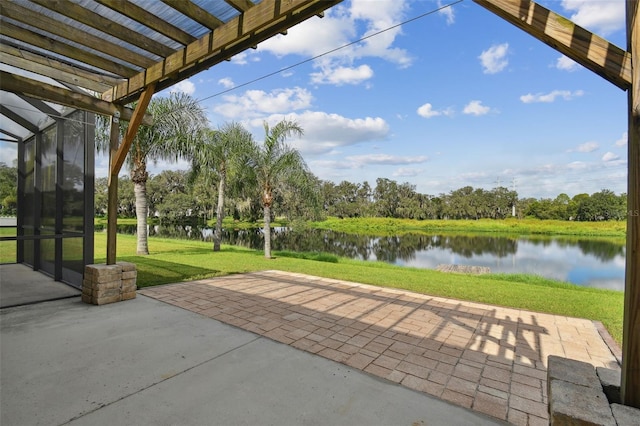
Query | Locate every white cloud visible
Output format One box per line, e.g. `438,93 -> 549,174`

566,161 -> 588,170
258,1 -> 412,86
346,154 -> 427,166
169,79 -> 195,95
259,13 -> 352,58
561,0 -> 625,36
437,0 -> 455,25
614,132 -> 627,147
310,155 -> 426,173
310,64 -> 374,85
555,55 -> 579,72
393,167 -> 424,177
213,87 -> 313,119
520,90 -> 584,103
463,100 -> 491,116
349,0 -> 412,67
251,110 -> 390,156
602,151 -> 620,162
229,51 -> 260,65
218,78 -> 235,89
417,103 -> 453,119
479,43 -> 509,74
568,141 -> 599,153
231,52 -> 248,65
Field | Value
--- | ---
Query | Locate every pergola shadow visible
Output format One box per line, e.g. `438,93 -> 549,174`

140,270 -> 618,421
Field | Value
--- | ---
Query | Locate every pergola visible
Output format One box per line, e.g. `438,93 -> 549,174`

0,0 -> 637,408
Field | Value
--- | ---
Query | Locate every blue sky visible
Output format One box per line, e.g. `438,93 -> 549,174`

3,0 -> 629,200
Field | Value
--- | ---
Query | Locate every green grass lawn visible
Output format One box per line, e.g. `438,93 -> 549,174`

95,232 -> 625,345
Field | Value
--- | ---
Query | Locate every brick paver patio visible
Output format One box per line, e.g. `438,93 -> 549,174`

139,270 -> 619,425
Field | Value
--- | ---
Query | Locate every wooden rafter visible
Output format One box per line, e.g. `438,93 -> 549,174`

622,0 -> 639,408
0,20 -> 139,77
106,83 -> 155,266
105,0 -> 342,104
0,47 -> 115,93
225,0 -> 255,13
473,0 -> 632,90
29,0 -> 174,58
94,0 -> 196,46
0,71 -> 152,125
161,0 -> 224,30
111,83 -> 156,176
1,1 -> 154,69
0,49 -> 111,92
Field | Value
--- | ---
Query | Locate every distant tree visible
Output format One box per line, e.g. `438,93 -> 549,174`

356,181 -> 373,217
277,170 -> 324,222
396,182 -> 421,219
247,119 -> 305,259
374,178 -> 401,218
155,192 -> 197,222
0,163 -> 17,216
148,170 -> 192,220
94,177 -> 108,216
576,189 -> 625,221
191,122 -> 253,251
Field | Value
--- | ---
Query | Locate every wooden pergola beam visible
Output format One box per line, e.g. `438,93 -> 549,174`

112,84 -> 156,176
473,0 -> 632,90
621,0 -> 639,409
106,83 -> 156,265
0,20 -> 138,78
104,0 -> 342,104
161,0 -> 224,30
0,50 -> 113,94
225,0 -> 255,13
1,1 -> 155,69
0,71 -> 152,126
30,0 -> 174,58
94,0 -> 196,46
0,43 -> 120,91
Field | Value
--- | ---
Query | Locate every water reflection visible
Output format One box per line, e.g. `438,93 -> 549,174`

99,224 -> 625,291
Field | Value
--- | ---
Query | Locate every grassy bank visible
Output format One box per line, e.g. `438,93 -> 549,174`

94,232 -> 624,345
310,217 -> 627,238
95,216 -> 627,240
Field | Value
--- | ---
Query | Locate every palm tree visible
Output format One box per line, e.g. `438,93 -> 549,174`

191,122 -> 253,251
248,119 -> 306,259
122,92 -> 207,254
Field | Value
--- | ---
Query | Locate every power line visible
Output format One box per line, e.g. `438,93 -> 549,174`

195,0 -> 465,104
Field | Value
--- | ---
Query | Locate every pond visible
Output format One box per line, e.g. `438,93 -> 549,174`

103,224 -> 626,291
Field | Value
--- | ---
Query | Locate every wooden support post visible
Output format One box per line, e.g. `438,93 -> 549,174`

106,113 -> 120,265
621,0 -> 639,409
105,83 -> 155,265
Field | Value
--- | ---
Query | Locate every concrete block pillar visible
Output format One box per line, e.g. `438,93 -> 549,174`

82,263 -> 137,305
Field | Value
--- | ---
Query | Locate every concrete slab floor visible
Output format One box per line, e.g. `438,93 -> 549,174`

0,263 -> 80,308
0,295 -> 503,426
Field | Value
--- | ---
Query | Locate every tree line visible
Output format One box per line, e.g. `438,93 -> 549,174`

94,171 -> 627,224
